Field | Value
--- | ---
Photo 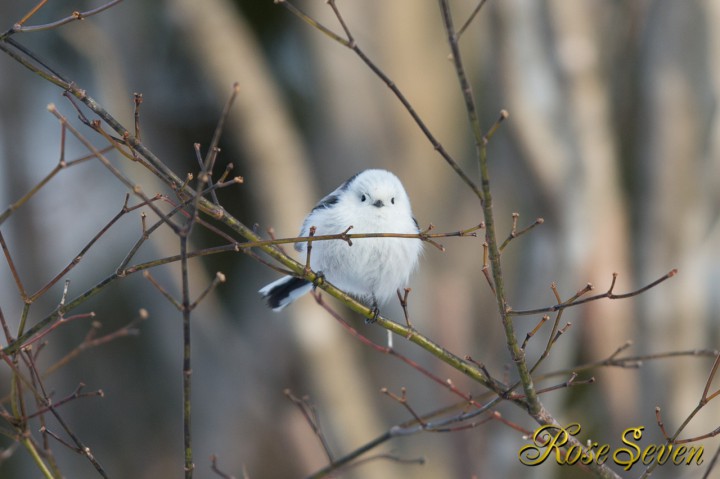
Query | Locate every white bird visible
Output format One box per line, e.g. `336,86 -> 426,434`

259,169 -> 423,318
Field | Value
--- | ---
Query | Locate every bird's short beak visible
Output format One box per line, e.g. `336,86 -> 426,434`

373,200 -> 384,208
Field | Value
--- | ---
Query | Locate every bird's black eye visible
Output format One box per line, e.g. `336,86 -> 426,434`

360,194 -> 366,202
391,197 -> 395,205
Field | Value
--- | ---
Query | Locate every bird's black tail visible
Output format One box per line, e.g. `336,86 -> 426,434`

258,276 -> 313,311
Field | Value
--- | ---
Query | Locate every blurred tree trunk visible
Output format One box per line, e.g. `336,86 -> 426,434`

636,1 -> 720,442
496,0 -> 635,432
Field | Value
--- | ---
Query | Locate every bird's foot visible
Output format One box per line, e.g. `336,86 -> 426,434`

312,271 -> 325,289
365,300 -> 380,324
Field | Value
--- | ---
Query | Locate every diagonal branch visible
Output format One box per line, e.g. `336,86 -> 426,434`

278,0 -> 483,200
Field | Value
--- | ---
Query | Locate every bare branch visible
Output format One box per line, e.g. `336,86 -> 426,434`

509,270 -> 678,316
284,389 -> 334,463
278,0 -> 483,200
8,0 -> 124,35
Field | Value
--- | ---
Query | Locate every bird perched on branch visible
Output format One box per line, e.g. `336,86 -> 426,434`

259,169 -> 423,319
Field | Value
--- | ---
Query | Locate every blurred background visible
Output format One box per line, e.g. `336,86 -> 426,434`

0,1 -> 719,478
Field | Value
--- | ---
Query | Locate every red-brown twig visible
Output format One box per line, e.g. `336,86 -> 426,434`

43,310 -> 147,377
284,389 -> 334,463
8,0 -> 123,35
521,315 -> 550,350
654,353 -> 720,444
21,312 -> 96,350
499,213 -> 544,252
312,290 -> 492,410
26,384 -> 104,419
22,348 -> 108,477
509,270 -> 678,316
27,194 -> 162,303
381,387 -> 426,427
396,288 -> 413,329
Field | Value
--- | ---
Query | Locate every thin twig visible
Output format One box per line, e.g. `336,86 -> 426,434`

278,0 -> 483,201
396,288 -> 413,329
203,83 -> 240,204
456,0 -> 488,38
189,273 -> 226,311
284,389 -> 334,463
499,213 -> 544,252
702,442 -> 720,479
23,353 -> 108,477
12,0 -> 49,28
381,387 -> 426,427
509,270 -> 678,316
133,92 -> 143,140
521,315 -> 549,350
303,226 -> 317,276
7,0 -> 124,35
43,310 -> 147,376
21,312 -> 96,350
527,283 -> 590,375
26,384 -> 104,419
47,104 -> 181,234
0,140 -> 110,225
28,195 -> 161,303
0,230 -> 28,301
312,290 -> 514,407
210,455 -> 239,479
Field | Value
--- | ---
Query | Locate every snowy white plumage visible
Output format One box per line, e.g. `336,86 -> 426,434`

259,169 -> 422,313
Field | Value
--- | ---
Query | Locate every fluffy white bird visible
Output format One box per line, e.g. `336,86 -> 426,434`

259,169 -> 423,317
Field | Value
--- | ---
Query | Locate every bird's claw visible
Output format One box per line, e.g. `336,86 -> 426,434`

312,271 -> 325,289
365,303 -> 380,324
